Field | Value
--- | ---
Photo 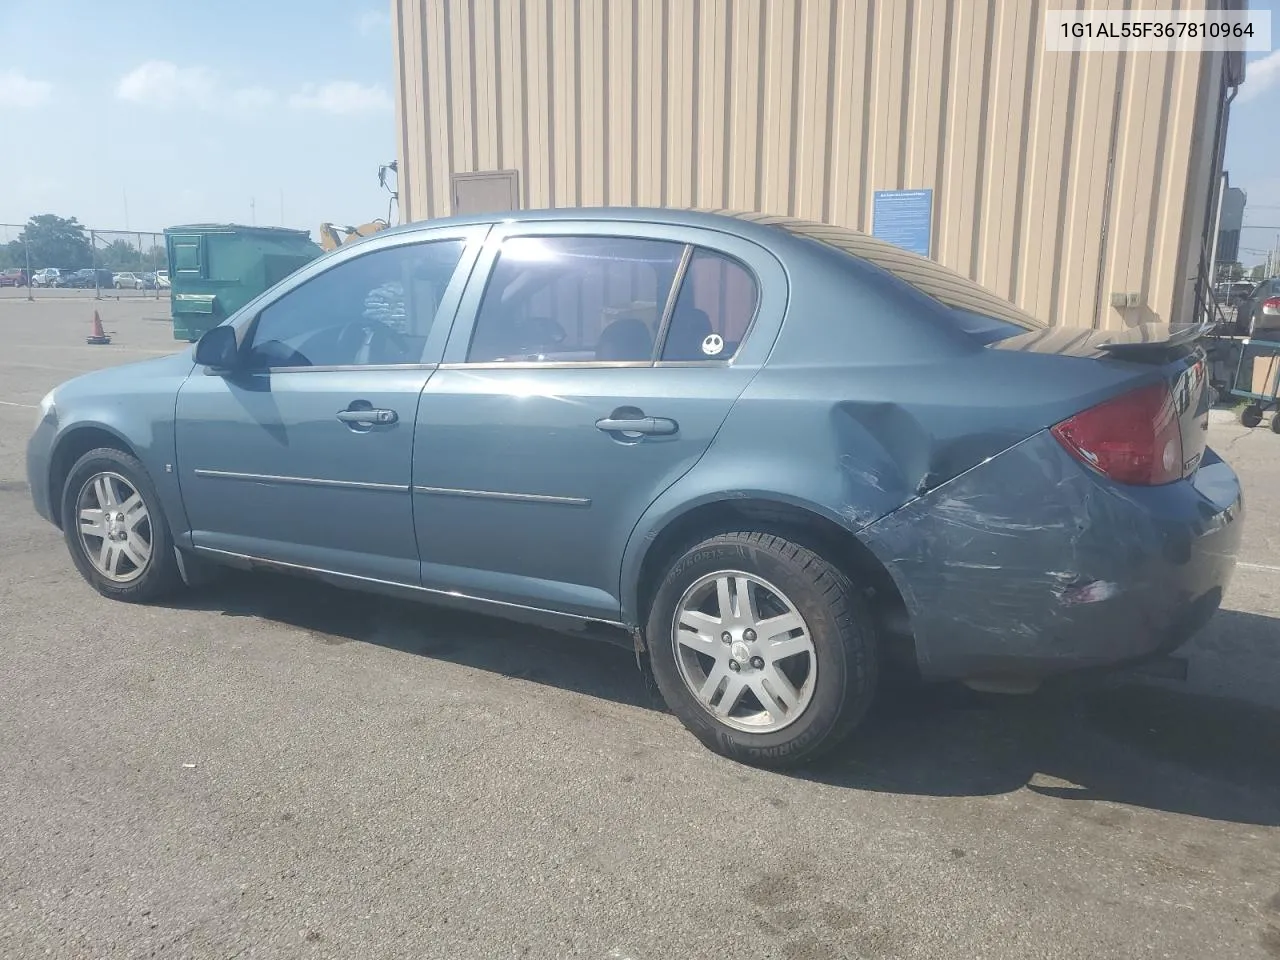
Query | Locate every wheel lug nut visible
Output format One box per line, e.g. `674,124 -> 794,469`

721,632 -> 732,644
728,660 -> 741,672
743,628 -> 757,642
750,656 -> 765,669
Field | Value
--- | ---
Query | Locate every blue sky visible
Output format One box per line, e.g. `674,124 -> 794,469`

1,0 -> 1278,264
1228,0 -> 1280,268
0,0 -> 397,236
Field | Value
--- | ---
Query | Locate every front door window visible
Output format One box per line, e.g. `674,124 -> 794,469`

248,240 -> 466,369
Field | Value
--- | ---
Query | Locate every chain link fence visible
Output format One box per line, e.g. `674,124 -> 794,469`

0,223 -> 169,300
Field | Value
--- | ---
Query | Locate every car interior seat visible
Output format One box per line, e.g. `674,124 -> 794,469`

662,305 -> 713,360
595,317 -> 654,361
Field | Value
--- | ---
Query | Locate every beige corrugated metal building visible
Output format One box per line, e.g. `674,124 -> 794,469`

390,0 -> 1246,330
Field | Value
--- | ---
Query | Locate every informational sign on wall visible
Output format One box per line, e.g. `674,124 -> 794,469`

872,189 -> 933,257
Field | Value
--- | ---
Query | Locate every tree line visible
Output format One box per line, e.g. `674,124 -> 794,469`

0,215 -> 167,273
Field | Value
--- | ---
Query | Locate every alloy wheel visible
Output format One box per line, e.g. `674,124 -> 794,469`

76,471 -> 153,583
671,571 -> 817,733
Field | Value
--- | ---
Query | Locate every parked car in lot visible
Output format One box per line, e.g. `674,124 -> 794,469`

0,267 -> 28,286
1215,280 -> 1254,309
56,268 -> 114,289
138,272 -> 158,289
54,269 -> 91,288
113,271 -> 145,289
31,268 -> 60,287
25,208 -> 1241,767
155,270 -> 170,289
1237,277 -> 1280,340
1213,280 -> 1256,334
55,270 -> 84,288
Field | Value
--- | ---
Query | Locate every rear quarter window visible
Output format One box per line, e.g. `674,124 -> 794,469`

659,250 -> 760,361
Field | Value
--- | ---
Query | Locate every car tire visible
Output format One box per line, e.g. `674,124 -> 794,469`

645,531 -> 877,769
60,447 -> 182,603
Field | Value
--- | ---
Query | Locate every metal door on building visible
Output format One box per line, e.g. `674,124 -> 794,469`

451,170 -> 519,215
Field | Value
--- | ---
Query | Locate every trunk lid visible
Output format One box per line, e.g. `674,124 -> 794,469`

988,321 -> 1209,361
993,322 -> 1211,480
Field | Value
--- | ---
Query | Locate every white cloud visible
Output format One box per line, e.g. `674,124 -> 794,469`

288,81 -> 392,115
115,61 -> 391,118
116,61 -> 217,107
357,9 -> 391,36
1239,49 -> 1280,104
230,85 -> 278,111
0,69 -> 52,108
115,61 -> 277,114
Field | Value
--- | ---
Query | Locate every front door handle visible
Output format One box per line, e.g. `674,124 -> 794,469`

337,407 -> 398,426
595,416 -> 678,436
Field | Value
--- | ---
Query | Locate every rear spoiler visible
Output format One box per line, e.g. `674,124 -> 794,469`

1095,322 -> 1212,360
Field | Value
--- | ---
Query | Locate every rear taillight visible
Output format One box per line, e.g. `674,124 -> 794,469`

1051,381 -> 1182,485
1262,296 -> 1280,314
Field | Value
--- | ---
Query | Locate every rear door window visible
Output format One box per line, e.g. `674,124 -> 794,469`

465,236 -> 685,363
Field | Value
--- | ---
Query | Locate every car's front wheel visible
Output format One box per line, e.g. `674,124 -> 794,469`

60,447 -> 182,602
646,531 -> 877,768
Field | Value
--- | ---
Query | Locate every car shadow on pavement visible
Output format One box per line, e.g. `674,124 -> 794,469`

182,570 -> 664,712
180,574 -> 1280,827
812,651 -> 1280,828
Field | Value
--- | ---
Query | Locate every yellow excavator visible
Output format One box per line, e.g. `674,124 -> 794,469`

317,161 -> 399,252
317,220 -> 388,251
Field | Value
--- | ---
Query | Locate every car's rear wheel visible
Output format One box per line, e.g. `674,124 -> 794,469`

645,531 -> 877,768
60,447 -> 182,603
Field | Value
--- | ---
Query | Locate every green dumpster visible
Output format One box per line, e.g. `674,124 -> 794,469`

164,224 -> 324,341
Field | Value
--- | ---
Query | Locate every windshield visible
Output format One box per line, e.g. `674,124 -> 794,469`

724,211 -> 1046,334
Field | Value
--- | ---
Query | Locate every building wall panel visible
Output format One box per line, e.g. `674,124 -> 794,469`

394,0 -> 1230,329
665,0 -> 696,209
726,0 -> 763,211
793,0 -> 832,222
634,0 -> 664,205
578,0 -> 606,206
692,0 -> 728,210
550,0 -> 578,206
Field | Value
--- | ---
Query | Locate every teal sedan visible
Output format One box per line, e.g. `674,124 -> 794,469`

26,208 -> 1241,767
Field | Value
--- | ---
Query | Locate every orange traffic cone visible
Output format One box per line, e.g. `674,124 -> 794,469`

86,309 -> 110,345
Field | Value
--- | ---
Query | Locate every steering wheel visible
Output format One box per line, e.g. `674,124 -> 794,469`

336,320 -> 413,365
515,316 -> 567,352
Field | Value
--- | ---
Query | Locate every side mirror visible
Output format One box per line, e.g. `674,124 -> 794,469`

194,325 -> 240,371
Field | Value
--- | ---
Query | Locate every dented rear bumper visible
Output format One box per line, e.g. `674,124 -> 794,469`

858,430 -> 1243,685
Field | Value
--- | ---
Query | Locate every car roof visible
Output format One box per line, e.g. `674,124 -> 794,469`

375,206 -> 789,243
383,206 -> 1044,330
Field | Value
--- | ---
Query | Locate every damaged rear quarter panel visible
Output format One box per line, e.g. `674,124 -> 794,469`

855,430 -> 1241,681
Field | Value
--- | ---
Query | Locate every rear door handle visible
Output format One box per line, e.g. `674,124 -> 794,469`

337,407 -> 398,425
595,416 -> 678,436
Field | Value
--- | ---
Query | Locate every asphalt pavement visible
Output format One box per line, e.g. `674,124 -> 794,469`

1,300 -> 1278,960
